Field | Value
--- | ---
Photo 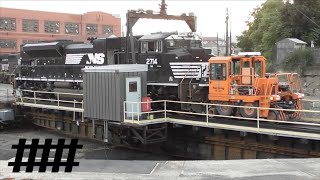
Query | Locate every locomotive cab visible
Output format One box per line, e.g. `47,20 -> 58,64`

137,32 -> 211,84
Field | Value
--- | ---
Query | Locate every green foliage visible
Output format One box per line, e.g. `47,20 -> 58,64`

280,0 -> 320,45
237,0 -> 285,60
282,48 -> 314,73
237,0 -> 320,72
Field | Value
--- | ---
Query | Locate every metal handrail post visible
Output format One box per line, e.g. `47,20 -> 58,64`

206,104 -> 209,124
20,90 -> 24,103
81,100 -> 84,122
57,93 -> 60,107
123,101 -> 126,121
73,99 -> 76,121
131,103 -> 134,122
164,101 -> 167,120
257,107 -> 260,131
137,102 -> 140,122
34,91 -> 36,104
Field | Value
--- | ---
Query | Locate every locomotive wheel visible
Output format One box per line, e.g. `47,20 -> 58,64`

239,102 -> 258,118
208,107 -> 217,117
267,110 -> 279,120
215,101 -> 234,116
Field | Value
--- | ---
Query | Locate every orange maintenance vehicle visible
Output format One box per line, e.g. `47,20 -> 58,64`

208,55 -> 304,121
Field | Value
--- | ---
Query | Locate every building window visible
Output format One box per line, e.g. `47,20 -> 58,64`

23,40 -> 38,44
44,21 -> 60,33
22,19 -> 39,32
65,23 -> 79,34
129,82 -> 137,92
0,17 -> 16,31
86,24 -> 97,34
102,25 -> 113,34
0,39 -> 16,48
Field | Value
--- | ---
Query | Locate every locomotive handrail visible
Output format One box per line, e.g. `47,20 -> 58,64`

20,89 -> 83,96
272,72 -> 300,76
17,65 -> 87,67
21,97 -> 83,104
302,99 -> 320,102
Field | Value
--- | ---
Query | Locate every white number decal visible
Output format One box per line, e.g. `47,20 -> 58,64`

146,58 -> 158,65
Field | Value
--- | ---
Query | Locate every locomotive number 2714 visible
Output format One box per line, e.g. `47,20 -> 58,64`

146,58 -> 158,65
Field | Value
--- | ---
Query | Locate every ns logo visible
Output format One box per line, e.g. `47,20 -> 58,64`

86,53 -> 105,64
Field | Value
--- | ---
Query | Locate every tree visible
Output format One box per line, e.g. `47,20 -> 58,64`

237,0 -> 320,71
280,0 -> 320,46
237,0 -> 285,60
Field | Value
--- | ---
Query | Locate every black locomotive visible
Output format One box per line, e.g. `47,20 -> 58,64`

15,32 -> 212,111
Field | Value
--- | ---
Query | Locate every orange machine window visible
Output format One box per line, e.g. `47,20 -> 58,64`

232,60 -> 240,75
254,61 -> 262,76
210,63 -> 226,80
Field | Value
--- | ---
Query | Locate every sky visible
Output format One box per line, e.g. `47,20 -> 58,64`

0,0 -> 265,39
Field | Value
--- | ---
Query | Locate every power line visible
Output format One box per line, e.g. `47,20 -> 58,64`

289,3 -> 320,29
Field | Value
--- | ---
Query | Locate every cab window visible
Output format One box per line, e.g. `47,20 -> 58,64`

210,63 -> 226,80
243,61 -> 250,68
254,61 -> 262,76
141,40 -> 162,53
232,60 -> 240,75
148,41 -> 155,51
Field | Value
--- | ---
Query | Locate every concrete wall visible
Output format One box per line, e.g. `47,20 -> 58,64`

312,48 -> 320,65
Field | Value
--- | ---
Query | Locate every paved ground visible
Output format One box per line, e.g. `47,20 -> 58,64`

0,127 -> 172,161
1,128 -> 319,179
0,158 -> 319,179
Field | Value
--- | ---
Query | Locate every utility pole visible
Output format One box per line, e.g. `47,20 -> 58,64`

159,0 -> 167,15
217,32 -> 219,56
229,10 -> 232,55
225,8 -> 229,56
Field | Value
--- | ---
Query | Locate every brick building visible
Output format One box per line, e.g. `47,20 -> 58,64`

0,7 -> 121,54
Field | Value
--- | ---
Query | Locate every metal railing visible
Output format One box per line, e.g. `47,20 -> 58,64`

123,100 -> 320,139
14,89 -> 84,121
124,100 -> 167,124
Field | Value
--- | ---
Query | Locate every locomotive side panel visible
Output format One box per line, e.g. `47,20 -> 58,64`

15,32 -> 212,112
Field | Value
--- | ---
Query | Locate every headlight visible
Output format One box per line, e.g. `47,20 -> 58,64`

202,77 -> 207,82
